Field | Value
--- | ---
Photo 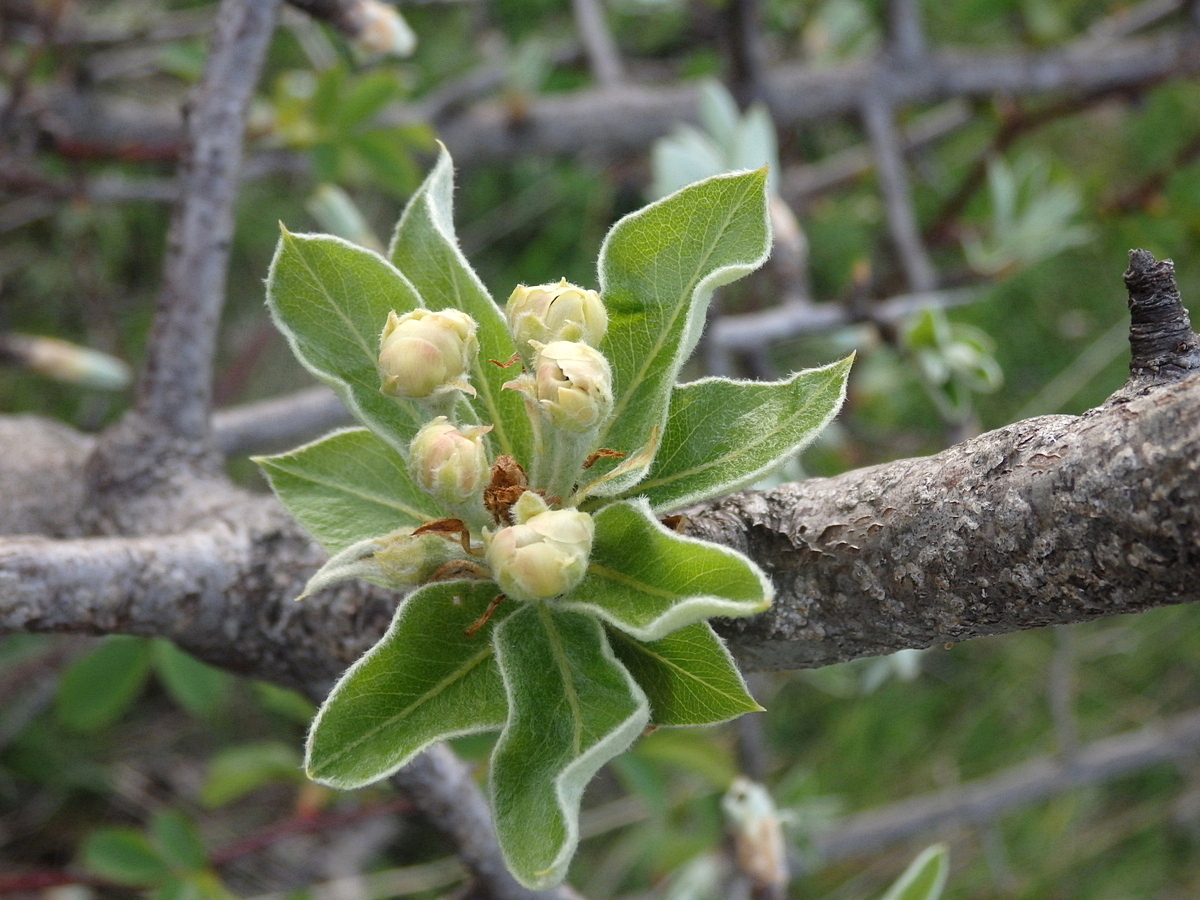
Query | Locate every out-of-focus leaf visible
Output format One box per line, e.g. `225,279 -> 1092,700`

56,636 -> 152,732
880,843 -> 950,900
201,742 -> 304,807
151,640 -> 229,718
80,828 -> 169,886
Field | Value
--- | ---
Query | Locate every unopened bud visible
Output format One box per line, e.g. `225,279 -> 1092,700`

409,416 -> 492,506
485,492 -> 593,601
375,528 -> 467,586
529,340 -> 613,432
379,308 -> 478,399
506,279 -> 607,350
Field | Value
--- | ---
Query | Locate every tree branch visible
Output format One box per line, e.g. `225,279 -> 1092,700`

811,704 -> 1200,863
428,30 -> 1200,166
214,385 -> 352,456
690,364 -> 1200,670
861,92 -> 938,292
136,0 -> 280,442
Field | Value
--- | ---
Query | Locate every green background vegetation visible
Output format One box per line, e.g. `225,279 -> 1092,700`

2,0 -> 1199,896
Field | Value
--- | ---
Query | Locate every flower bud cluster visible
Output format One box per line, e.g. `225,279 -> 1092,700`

371,281 -> 611,607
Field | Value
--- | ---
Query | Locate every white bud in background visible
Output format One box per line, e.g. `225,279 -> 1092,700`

529,340 -> 613,432
485,492 -> 594,601
409,417 -> 492,506
379,308 -> 478,399
506,279 -> 607,350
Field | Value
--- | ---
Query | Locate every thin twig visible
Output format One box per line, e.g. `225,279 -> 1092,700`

781,100 -> 972,208
809,706 -> 1200,864
862,92 -> 937,293
214,385 -> 353,456
571,0 -> 623,87
709,288 -> 972,351
136,0 -> 281,442
723,0 -> 768,108
884,0 -> 925,66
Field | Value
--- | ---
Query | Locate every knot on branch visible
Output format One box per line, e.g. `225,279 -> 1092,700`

1123,249 -> 1200,383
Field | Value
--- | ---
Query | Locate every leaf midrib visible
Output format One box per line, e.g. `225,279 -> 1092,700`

636,379 -> 834,494
539,604 -> 583,755
313,642 -> 496,771
264,462 -> 434,524
610,629 -> 753,709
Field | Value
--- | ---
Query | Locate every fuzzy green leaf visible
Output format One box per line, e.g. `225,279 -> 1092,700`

608,622 -> 761,726
592,168 -> 771,494
629,356 -> 853,512
266,229 -> 427,454
491,603 -> 649,888
256,428 -> 440,553
306,581 -> 509,789
388,145 -> 531,460
563,500 -> 772,640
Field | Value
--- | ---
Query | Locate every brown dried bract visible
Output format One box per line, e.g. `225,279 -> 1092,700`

413,517 -> 478,555
426,560 -> 490,583
581,447 -> 626,469
660,514 -> 687,533
488,352 -> 522,368
484,454 -> 531,525
464,593 -> 506,636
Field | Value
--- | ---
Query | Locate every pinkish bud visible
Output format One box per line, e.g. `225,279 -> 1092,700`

379,308 -> 478,399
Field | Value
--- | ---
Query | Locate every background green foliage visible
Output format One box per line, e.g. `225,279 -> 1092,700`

3,0 -> 1200,896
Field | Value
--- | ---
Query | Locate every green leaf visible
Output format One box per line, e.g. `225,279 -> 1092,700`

592,168 -> 771,494
81,827 -> 169,886
255,427 -> 440,553
56,635 -> 152,732
629,356 -> 853,513
306,581 -> 509,788
266,229 -> 427,455
201,741 -> 305,807
608,622 -> 761,726
491,603 -> 649,889
388,145 -> 531,461
563,500 -> 772,640
151,811 -> 208,872
151,640 -> 229,718
881,843 -> 950,900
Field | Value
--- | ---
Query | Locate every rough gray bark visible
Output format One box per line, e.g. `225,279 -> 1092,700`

136,0 -> 280,442
2,254 -> 1198,679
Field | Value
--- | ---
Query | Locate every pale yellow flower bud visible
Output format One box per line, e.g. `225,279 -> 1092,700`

485,492 -> 594,601
379,308 -> 478,399
530,340 -> 613,432
506,278 -> 607,349
409,416 -> 492,506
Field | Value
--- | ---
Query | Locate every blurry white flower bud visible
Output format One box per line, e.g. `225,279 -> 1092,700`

528,340 -> 613,432
409,416 -> 492,506
506,279 -> 608,350
485,492 -> 594,601
379,308 -> 478,399
353,0 -> 417,58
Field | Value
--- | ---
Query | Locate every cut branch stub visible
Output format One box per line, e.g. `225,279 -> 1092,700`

1123,249 -> 1200,383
